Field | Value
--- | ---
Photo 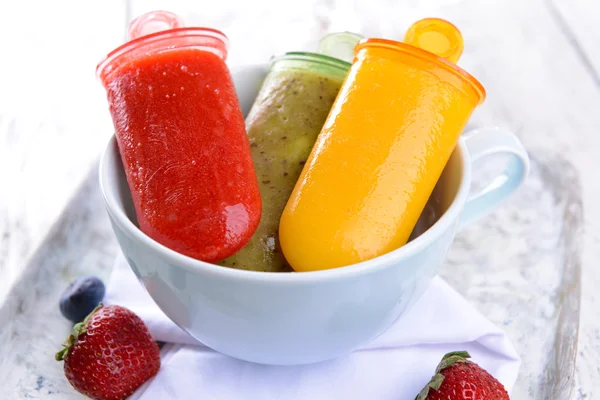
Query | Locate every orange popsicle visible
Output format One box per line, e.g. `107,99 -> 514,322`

279,18 -> 485,272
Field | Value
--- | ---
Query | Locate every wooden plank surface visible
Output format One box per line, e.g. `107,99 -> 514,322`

0,169 -> 118,398
550,0 -> 600,83
1,0 -> 599,398
544,3 -> 600,394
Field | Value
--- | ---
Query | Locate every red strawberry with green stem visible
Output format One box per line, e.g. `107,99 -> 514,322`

56,304 -> 160,400
416,351 -> 509,400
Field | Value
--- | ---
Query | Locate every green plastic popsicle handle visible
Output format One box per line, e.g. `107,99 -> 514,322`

317,32 -> 365,63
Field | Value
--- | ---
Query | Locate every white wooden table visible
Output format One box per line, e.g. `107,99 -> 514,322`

1,0 -> 599,398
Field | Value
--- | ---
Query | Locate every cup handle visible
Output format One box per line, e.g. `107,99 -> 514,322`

459,127 -> 530,230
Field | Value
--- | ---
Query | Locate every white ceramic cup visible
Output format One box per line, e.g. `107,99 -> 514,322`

99,65 -> 529,365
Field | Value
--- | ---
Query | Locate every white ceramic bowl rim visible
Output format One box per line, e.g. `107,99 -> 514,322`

99,135 -> 471,284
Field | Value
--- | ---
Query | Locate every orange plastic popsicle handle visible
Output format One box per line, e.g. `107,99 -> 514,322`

403,18 -> 464,64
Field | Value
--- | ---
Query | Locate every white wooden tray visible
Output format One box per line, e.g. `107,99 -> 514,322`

0,149 -> 581,399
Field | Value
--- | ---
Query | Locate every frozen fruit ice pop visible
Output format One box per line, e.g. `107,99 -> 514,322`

97,12 -> 261,262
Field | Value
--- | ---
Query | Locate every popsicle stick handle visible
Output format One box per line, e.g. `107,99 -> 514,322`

317,32 -> 365,63
459,127 -> 530,229
404,18 -> 464,64
128,11 -> 184,40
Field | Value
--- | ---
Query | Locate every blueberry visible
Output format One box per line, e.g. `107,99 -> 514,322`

59,276 -> 106,323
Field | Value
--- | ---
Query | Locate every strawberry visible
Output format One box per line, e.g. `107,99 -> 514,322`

416,351 -> 509,400
56,304 -> 160,400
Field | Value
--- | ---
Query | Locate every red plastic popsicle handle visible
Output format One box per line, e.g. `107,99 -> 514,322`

128,10 -> 184,40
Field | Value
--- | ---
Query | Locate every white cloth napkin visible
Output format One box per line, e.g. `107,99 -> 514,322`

105,255 -> 520,400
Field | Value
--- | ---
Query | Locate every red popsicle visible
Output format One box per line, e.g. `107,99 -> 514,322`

97,12 -> 261,262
